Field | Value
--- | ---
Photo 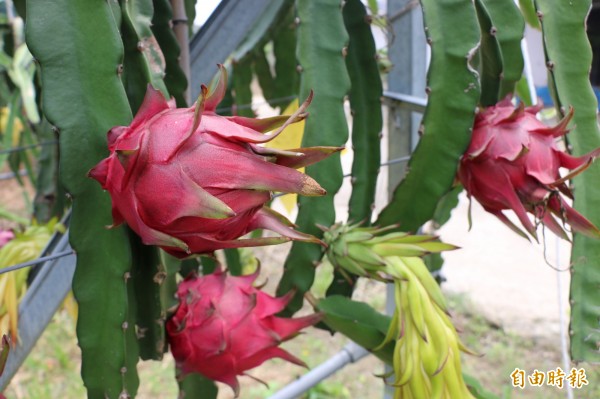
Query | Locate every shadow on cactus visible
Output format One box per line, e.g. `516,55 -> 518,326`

458,98 -> 600,241
88,65 -> 342,257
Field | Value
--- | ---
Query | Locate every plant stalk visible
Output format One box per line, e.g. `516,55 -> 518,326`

170,0 -> 191,104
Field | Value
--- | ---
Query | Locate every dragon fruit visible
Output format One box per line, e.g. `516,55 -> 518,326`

0,231 -> 13,249
166,268 -> 321,396
89,65 -> 341,257
458,98 -> 600,240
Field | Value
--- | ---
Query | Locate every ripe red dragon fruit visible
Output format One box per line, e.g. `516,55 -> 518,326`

458,98 -> 600,240
89,65 -> 341,257
166,268 -> 321,396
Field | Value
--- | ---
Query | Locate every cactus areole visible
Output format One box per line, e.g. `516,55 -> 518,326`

89,65 -> 341,257
166,268 -> 321,396
458,98 -> 600,240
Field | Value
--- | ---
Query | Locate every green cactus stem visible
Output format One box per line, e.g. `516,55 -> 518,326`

376,0 -> 480,233
535,0 -> 600,362
277,0 -> 351,315
26,1 -> 140,397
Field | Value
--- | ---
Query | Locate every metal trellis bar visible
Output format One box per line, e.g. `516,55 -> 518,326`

0,250 -> 74,275
0,231 -> 75,389
0,140 -> 58,156
0,169 -> 27,181
267,342 -> 369,399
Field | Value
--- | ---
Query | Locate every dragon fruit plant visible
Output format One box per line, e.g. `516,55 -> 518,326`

89,65 -> 341,257
166,268 -> 321,397
18,0 -> 600,397
322,223 -> 473,399
458,99 -> 600,240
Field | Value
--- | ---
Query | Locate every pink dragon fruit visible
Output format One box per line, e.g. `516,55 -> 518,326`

89,65 -> 341,257
0,231 -> 13,248
166,268 -> 321,396
458,98 -> 600,240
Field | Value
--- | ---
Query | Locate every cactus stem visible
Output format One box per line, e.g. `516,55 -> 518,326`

153,270 -> 167,284
135,325 -> 147,339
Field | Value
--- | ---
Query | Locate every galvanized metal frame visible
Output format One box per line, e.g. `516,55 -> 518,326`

0,231 -> 75,389
189,0 -> 284,99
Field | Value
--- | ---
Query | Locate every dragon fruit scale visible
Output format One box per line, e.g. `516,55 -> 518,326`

89,65 -> 341,257
458,98 -> 600,240
166,268 -> 321,396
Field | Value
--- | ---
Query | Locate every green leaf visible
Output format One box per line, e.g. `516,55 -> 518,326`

464,373 -> 501,399
223,248 -> 242,276
319,297 -> 497,397
367,0 -> 379,15
9,119 -> 37,188
316,295 -> 394,364
481,0 -> 525,98
345,0 -> 383,225
515,74 -> 533,105
277,0 -> 350,315
120,0 -> 168,112
232,56 -> 254,117
0,92 -> 19,168
535,0 -> 600,362
33,120 -> 65,223
271,5 -> 299,108
252,45 -> 275,103
10,44 -> 40,123
178,372 -> 218,399
474,0 -> 503,106
431,184 -> 462,228
327,0 -> 383,299
0,335 -> 9,376
131,235 -> 165,361
13,0 -> 26,20
0,51 -> 12,71
26,1 -> 140,397
376,0 -> 480,233
231,0 -> 290,62
519,0 -> 541,30
229,0 -> 294,109
119,0 -> 172,362
0,205 -> 28,225
184,0 -> 197,37
423,252 -> 444,275
159,251 -> 182,313
153,0 -> 188,106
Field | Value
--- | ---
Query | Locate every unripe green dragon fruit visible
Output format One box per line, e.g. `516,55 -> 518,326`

323,223 -> 474,398
458,98 -> 600,240
89,65 -> 341,257
322,222 -> 456,282
166,268 -> 321,397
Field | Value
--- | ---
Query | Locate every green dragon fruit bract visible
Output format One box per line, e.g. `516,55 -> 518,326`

166,268 -> 321,396
89,65 -> 341,257
458,98 -> 600,240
